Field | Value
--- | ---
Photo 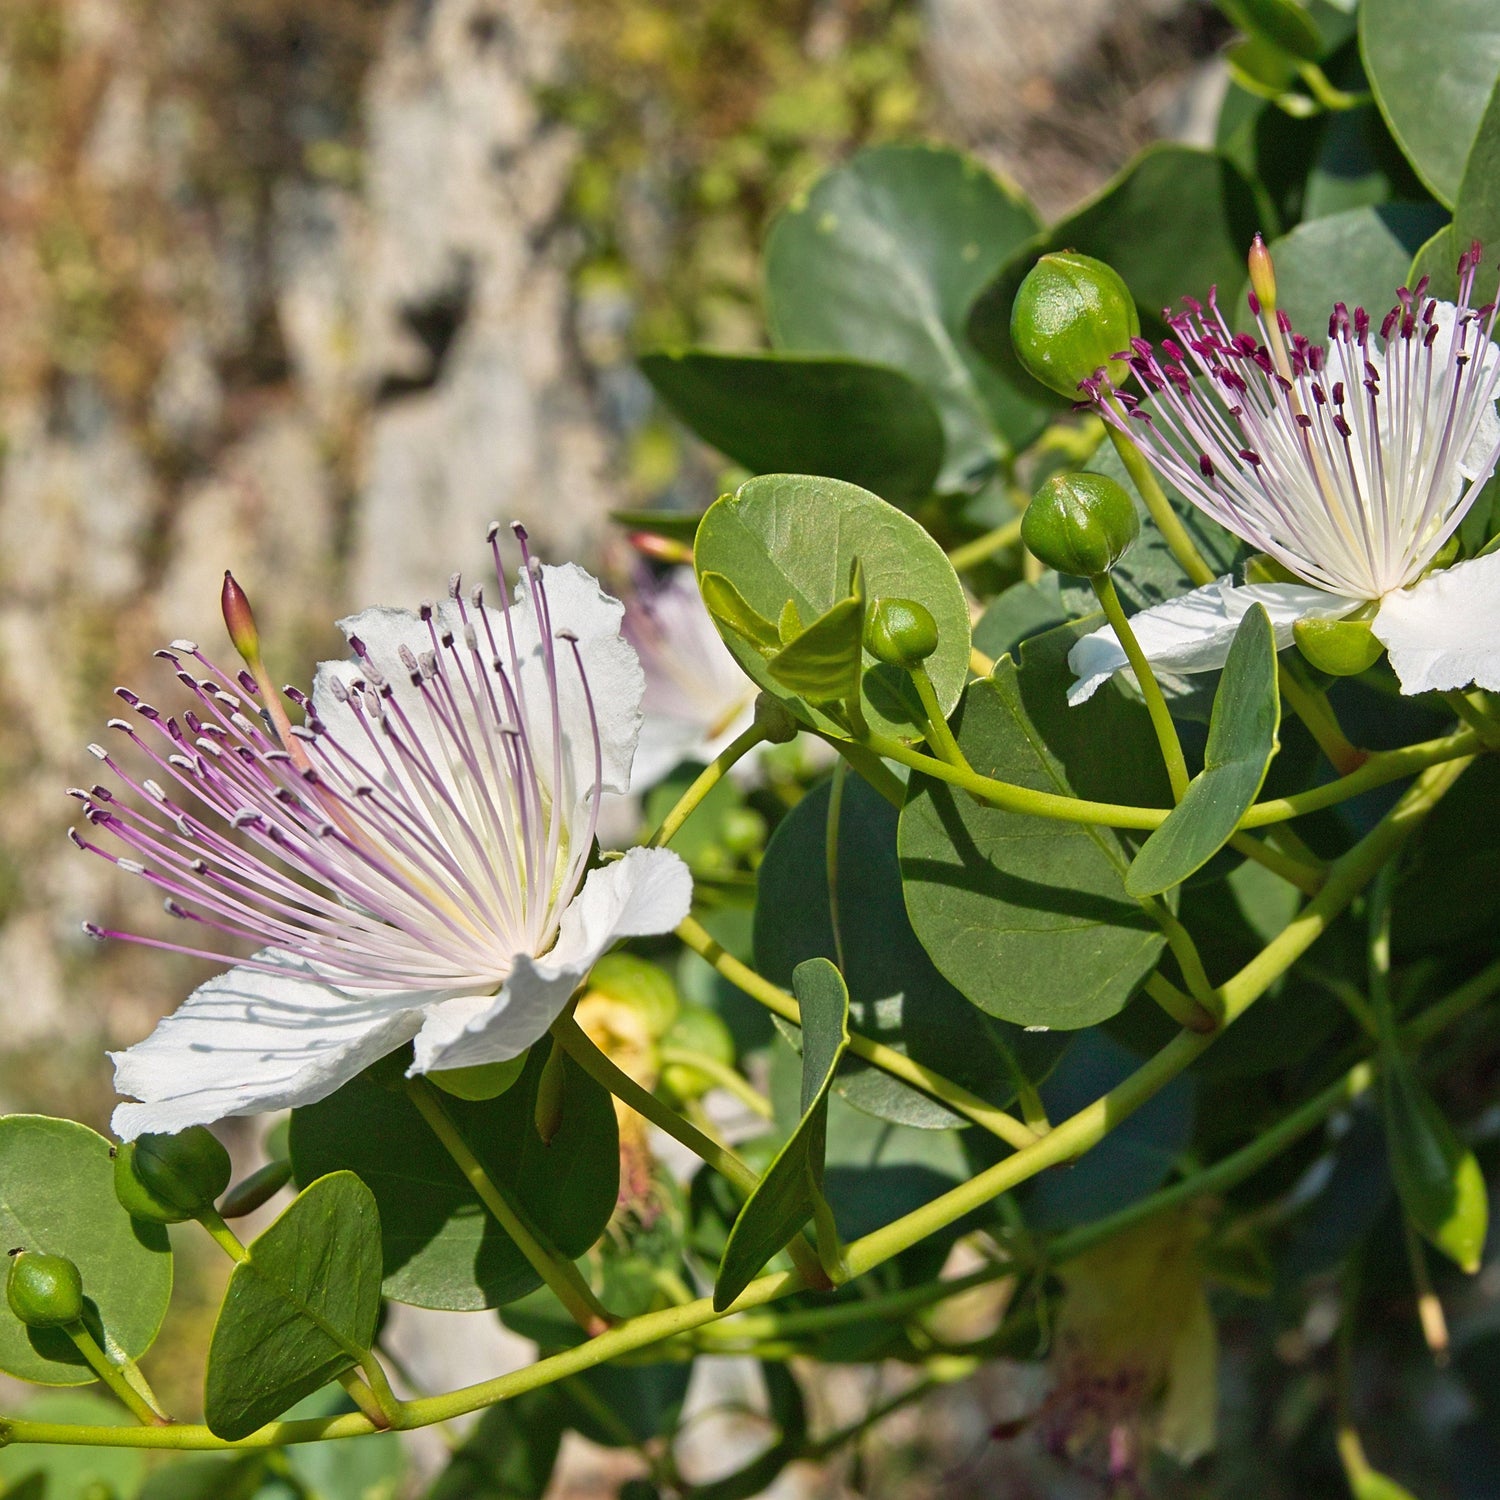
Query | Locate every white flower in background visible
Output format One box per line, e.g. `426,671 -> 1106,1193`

1070,242 -> 1500,705
621,566 -> 760,792
74,524 -> 692,1139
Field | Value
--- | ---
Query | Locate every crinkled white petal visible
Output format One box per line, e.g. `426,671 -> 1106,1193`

409,847 -> 693,1073
1066,578 -> 1360,706
110,953 -> 435,1139
513,563 -> 644,798
1372,550 -> 1500,694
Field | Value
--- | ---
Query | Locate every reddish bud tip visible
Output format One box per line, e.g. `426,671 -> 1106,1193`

221,571 -> 262,665
628,531 -> 694,565
1247,234 -> 1277,315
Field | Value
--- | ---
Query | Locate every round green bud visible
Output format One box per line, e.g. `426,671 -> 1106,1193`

126,1128 -> 232,1221
660,1004 -> 737,1102
864,598 -> 939,669
6,1250 -> 84,1328
1022,472 -> 1140,578
588,952 -> 680,1038
114,1140 -> 190,1224
1010,252 -> 1141,397
1293,616 -> 1383,678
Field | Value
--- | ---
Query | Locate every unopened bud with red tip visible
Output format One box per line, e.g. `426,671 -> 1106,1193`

629,531 -> 694,565
221,571 -> 263,668
1248,234 -> 1277,316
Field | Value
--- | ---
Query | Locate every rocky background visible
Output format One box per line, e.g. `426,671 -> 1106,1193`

0,1 -> 1230,1492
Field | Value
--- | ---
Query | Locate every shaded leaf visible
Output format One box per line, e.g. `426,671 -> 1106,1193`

765,142 -> 1047,485
714,960 -> 850,1309
640,351 -> 944,507
204,1172 -> 382,1441
899,623 -> 1171,1030
1127,604 -> 1280,897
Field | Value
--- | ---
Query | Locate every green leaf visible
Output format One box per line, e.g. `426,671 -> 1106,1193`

1126,604 -> 1280,897
1218,0 -> 1323,61
1248,204 -> 1448,335
1361,0 -> 1500,207
972,577 -> 1066,665
204,1172 -> 383,1441
0,1116 -> 172,1386
766,570 -> 866,706
1024,1031 -> 1194,1229
137,1456 -> 269,1500
693,474 -> 970,741
764,142 -> 1047,486
640,351 -> 944,508
898,623 -> 1171,1030
714,960 -> 850,1310
0,1393 -> 145,1500
1455,75 -> 1500,274
1381,1048 -> 1488,1273
967,146 -> 1261,401
289,1045 -> 618,1311
423,1392 -> 565,1499
754,774 -> 1065,1129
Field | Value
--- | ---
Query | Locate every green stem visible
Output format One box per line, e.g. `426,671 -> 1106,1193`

1093,573 -> 1189,800
1049,1060 -> 1375,1263
1146,901 -> 1222,1020
947,516 -> 1024,573
551,1017 -> 829,1288
910,662 -> 967,768
1407,955 -> 1500,1044
63,1321 -> 167,1426
1144,971 -> 1217,1032
825,759 -> 849,972
1227,831 -> 1325,895
827,738 -> 906,810
1105,414 -> 1215,586
195,1207 -> 250,1264
646,721 -> 768,849
675,915 -> 1039,1150
1278,661 -> 1366,776
1296,61 -> 1371,111
405,1076 -> 615,1336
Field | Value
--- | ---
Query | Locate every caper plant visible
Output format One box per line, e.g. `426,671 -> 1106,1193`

3,4 -> 1500,1498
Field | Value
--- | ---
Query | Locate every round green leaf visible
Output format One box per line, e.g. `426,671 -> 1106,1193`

0,1392 -> 146,1500
639,351 -> 944,509
1454,77 -> 1500,284
967,146 -> 1262,400
288,1046 -> 619,1311
1361,0 -> 1500,208
755,775 -> 1065,1128
764,142 -> 1047,485
0,1116 -> 172,1386
898,624 -> 1171,1030
694,474 -> 970,741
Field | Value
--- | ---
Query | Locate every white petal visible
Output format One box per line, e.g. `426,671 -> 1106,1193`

627,700 -> 759,794
110,954 -> 431,1139
1373,551 -> 1500,693
408,847 -> 692,1073
513,562 -> 644,798
1066,578 -> 1360,706
1418,302 -> 1500,483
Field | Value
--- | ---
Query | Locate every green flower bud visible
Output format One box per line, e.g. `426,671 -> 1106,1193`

1010,252 -> 1141,397
1293,616 -> 1383,677
118,1128 -> 232,1223
660,1004 -> 737,1103
6,1250 -> 84,1328
1022,473 -> 1140,578
864,598 -> 939,669
431,1055 -> 528,1102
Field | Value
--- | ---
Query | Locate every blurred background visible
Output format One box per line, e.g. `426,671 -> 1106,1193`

0,2 -> 1247,1494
